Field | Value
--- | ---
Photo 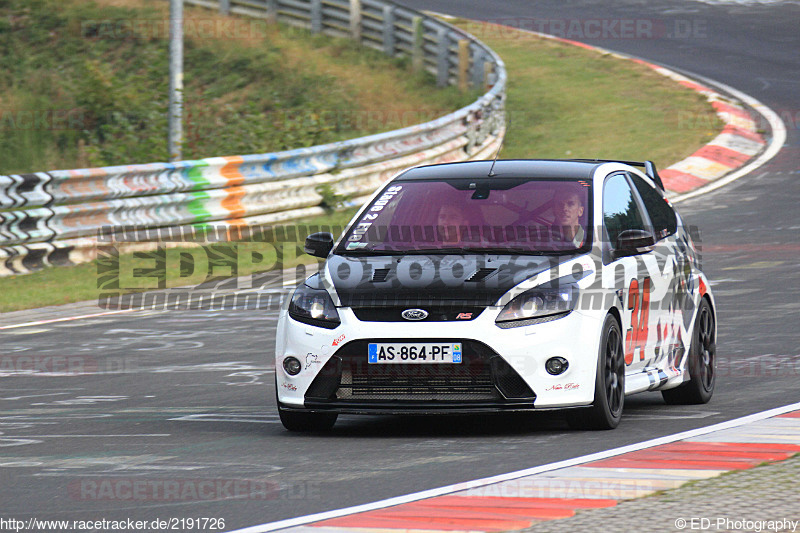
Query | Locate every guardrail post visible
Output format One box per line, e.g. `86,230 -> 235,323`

472,48 -> 485,88
220,0 -> 230,15
266,0 -> 278,23
168,0 -> 183,162
484,61 -> 495,89
436,28 -> 449,87
382,5 -> 395,56
350,0 -> 362,41
412,16 -> 423,72
457,39 -> 469,92
311,0 -> 322,33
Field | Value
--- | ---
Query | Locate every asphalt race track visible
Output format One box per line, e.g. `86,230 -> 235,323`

1,0 -> 798,529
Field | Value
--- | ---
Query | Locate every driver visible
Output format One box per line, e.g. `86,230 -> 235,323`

436,205 -> 469,244
551,190 -> 585,247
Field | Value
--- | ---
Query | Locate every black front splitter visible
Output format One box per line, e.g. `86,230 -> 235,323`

281,400 -> 590,416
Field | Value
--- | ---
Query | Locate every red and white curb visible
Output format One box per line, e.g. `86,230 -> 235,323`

429,14 -> 786,202
512,27 -> 786,200
228,402 -> 800,533
634,65 -> 778,198
538,39 -> 785,201
526,33 -> 786,201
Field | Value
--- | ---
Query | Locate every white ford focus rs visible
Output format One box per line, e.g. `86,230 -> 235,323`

275,160 -> 716,431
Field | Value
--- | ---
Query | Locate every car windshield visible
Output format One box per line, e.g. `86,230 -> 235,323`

337,177 -> 592,254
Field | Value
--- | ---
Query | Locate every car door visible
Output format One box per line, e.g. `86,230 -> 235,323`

627,171 -> 688,374
601,172 -> 656,374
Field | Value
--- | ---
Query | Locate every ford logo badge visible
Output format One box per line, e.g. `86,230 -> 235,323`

401,309 -> 428,321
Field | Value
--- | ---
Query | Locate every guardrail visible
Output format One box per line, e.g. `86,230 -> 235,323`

0,0 -> 506,277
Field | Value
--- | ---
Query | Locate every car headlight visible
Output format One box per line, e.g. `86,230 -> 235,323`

496,282 -> 577,323
288,284 -> 340,329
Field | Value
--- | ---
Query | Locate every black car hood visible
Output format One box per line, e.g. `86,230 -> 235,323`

315,253 -> 578,308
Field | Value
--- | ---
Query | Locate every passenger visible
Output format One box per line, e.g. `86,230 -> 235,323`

551,190 -> 585,247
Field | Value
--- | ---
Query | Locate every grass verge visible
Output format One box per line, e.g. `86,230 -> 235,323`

453,19 -> 721,169
0,0 -> 475,173
0,16 -> 721,312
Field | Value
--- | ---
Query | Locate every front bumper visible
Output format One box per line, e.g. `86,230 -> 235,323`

275,306 -> 604,411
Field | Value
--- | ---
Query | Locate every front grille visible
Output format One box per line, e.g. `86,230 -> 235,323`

351,307 -> 484,322
304,340 -> 535,404
305,357 -> 342,400
491,357 -> 536,399
338,358 -> 497,401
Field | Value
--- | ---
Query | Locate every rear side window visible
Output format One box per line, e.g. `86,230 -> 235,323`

603,173 -> 647,249
629,173 -> 677,239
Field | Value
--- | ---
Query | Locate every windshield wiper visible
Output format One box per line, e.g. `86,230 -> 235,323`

338,246 -> 574,256
337,248 -> 396,256
400,246 -> 549,255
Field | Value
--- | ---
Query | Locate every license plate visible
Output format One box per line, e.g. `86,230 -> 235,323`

368,343 -> 462,364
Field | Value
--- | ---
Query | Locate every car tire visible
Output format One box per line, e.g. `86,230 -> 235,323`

278,407 -> 338,432
566,314 -> 625,430
662,299 -> 715,405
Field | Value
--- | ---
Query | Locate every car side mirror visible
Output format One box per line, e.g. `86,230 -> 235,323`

304,232 -> 334,258
615,229 -> 656,258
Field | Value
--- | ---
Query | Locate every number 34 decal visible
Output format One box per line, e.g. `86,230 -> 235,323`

625,277 -> 651,365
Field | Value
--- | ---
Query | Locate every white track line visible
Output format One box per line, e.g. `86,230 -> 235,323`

0,434 -> 171,438
227,402 -> 800,533
0,309 -> 138,330
2,263 -> 308,329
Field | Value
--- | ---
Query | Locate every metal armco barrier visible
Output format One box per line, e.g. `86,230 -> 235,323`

0,0 -> 506,276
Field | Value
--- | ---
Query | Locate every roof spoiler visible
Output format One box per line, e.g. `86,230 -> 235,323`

643,161 -> 666,191
569,159 -> 666,191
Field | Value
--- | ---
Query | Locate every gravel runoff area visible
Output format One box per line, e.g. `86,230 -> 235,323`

522,454 -> 800,533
